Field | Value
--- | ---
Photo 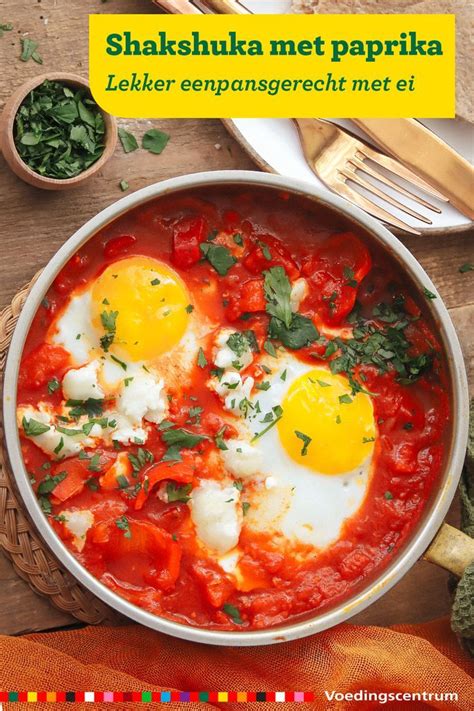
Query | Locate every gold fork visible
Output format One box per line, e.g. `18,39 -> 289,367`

294,118 -> 448,235
154,0 -> 251,13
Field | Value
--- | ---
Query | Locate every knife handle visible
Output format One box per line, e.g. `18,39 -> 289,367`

353,118 -> 474,221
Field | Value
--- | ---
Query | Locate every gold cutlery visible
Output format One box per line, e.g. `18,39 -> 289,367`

154,0 -> 251,13
294,118 -> 449,235
353,119 -> 474,221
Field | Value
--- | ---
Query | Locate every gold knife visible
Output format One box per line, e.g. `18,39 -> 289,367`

353,118 -> 474,220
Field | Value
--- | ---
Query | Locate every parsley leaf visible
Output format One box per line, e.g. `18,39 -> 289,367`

37,471 -> 67,495
118,127 -> 138,153
268,313 -> 318,350
22,417 -> 50,436
200,243 -> 237,276
47,377 -> 60,394
166,482 -> 192,503
223,603 -> 243,625
142,128 -> 170,154
197,347 -> 207,368
263,266 -> 292,329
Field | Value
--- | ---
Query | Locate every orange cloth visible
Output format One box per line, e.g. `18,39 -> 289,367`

0,617 -> 472,710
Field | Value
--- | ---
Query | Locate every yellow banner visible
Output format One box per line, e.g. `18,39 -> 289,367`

89,14 -> 455,118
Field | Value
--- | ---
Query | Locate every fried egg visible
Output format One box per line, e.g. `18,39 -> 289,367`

212,353 -> 376,554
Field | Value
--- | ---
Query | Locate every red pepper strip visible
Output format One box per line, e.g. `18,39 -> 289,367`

135,461 -> 195,511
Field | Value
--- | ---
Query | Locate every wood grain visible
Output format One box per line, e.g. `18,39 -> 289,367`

0,0 -> 473,637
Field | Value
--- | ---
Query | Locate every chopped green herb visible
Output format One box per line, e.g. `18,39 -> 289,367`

403,422 -> 414,431
295,430 -> 312,456
422,287 -> 437,300
88,453 -> 102,472
316,380 -> 331,387
22,417 -> 50,437
259,241 -> 272,260
0,23 -> 13,38
185,304 -> 194,313
110,354 -> 127,371
242,501 -> 251,517
335,415 -> 342,424
116,515 -> 132,538
116,474 -> 129,489
118,127 -> 138,153
343,266 -> 358,288
166,482 -> 192,504
128,448 -> 154,474
142,128 -> 170,154
200,242 -> 237,276
256,381 -> 270,391
151,278 -> 161,286
119,179 -> 129,192
197,347 -> 207,368
85,477 -> 99,491
263,340 -> 277,357
214,426 -> 228,451
20,37 -> 42,64
459,263 -> 473,273
339,394 -> 353,405
37,471 -> 67,495
223,603 -> 243,624
233,480 -> 243,492
362,436 -> 375,443
47,377 -> 60,394
233,233 -> 244,246
384,491 -> 393,500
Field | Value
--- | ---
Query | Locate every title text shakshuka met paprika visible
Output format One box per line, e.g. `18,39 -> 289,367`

17,187 -> 449,630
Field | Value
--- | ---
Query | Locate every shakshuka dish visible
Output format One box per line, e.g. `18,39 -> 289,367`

17,186 -> 450,630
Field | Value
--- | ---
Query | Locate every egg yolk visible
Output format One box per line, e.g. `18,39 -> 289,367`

91,256 -> 190,361
278,368 -> 375,475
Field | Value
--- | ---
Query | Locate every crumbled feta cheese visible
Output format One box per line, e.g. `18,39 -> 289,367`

118,372 -> 167,426
190,479 -> 242,555
62,360 -> 105,401
290,278 -> 309,311
18,406 -> 95,460
221,439 -> 262,480
110,414 -> 147,446
213,329 -> 254,371
212,371 -> 254,417
62,509 -> 94,551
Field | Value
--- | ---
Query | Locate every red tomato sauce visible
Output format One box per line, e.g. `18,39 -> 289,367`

17,187 -> 450,630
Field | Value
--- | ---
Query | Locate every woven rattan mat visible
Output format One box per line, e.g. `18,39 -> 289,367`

0,274 -> 117,626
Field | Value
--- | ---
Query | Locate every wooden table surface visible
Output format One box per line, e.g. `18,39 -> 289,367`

0,0 -> 473,637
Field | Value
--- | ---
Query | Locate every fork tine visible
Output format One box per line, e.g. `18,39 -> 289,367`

349,156 -> 442,214
356,144 -> 449,202
333,178 -> 421,235
341,167 -> 433,225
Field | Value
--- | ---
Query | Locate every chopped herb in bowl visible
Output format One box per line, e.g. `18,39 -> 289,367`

13,79 -> 107,179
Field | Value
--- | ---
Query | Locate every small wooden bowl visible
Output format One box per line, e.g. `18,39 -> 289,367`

0,72 -> 117,190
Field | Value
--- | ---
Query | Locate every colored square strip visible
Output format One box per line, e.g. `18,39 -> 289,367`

0,691 -> 314,702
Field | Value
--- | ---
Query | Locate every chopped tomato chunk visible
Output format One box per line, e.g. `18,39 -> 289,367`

302,232 -> 371,326
191,560 -> 234,608
226,277 -> 266,322
19,344 -> 70,390
243,234 -> 300,280
171,215 -> 207,269
104,234 -> 137,259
